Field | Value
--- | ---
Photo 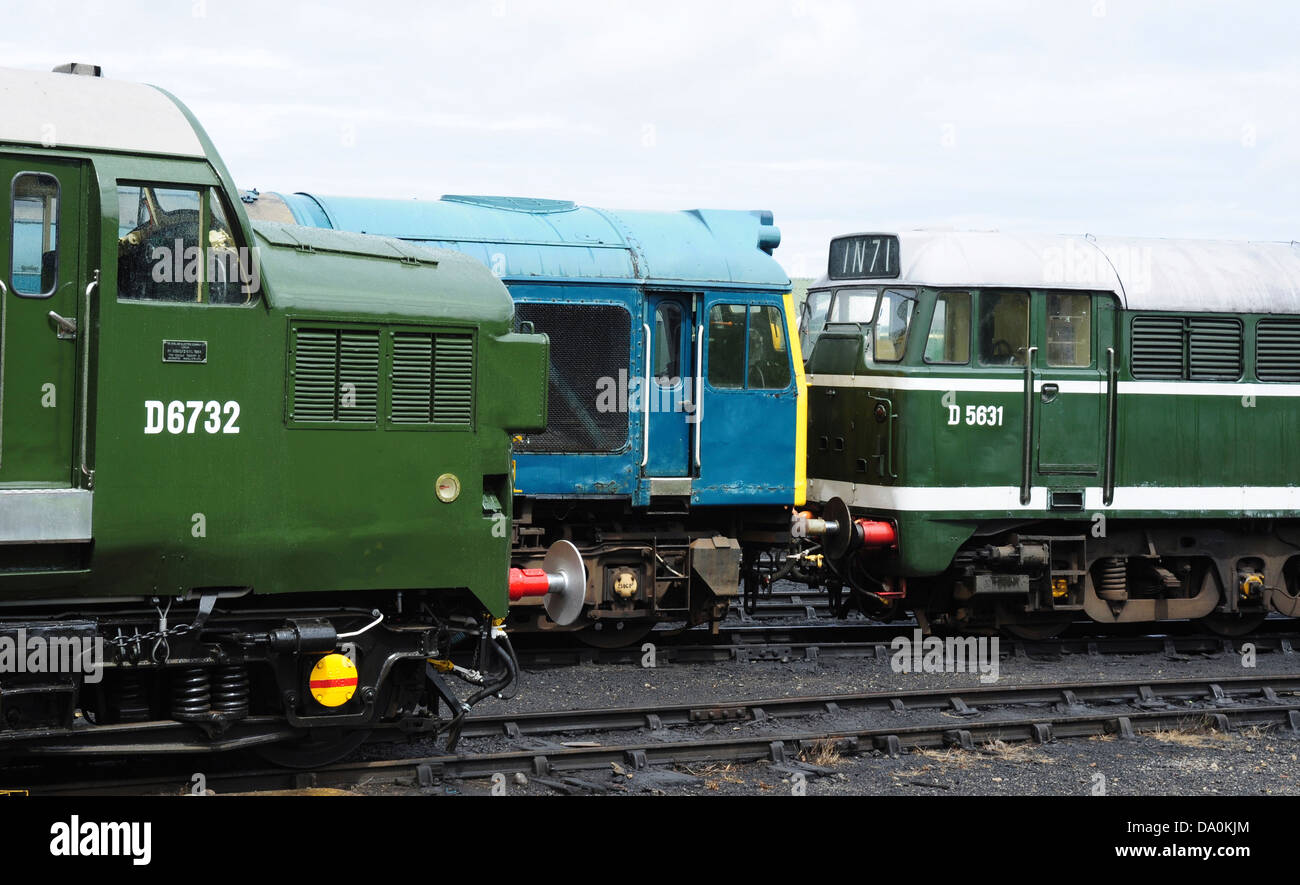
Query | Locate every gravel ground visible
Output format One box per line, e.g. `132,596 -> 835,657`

348,623 -> 1300,797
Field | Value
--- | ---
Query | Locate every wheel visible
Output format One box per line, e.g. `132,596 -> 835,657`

576,620 -> 656,649
1198,612 -> 1268,638
255,728 -> 372,769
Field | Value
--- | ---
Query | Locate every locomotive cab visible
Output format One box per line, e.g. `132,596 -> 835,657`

0,65 -> 556,760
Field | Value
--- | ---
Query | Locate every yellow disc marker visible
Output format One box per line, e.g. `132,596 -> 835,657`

309,654 -> 359,708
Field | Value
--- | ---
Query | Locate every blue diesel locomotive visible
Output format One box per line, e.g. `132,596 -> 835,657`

243,191 -> 807,643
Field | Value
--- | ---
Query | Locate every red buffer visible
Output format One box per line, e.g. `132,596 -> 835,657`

507,540 -> 587,627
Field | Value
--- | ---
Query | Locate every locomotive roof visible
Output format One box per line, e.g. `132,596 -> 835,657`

817,230 -> 1300,314
248,192 -> 790,290
0,66 -> 205,158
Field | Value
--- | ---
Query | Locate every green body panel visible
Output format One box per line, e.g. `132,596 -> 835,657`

807,287 -> 1300,577
0,101 -> 547,619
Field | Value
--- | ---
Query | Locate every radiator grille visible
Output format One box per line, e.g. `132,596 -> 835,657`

514,303 -> 631,454
1130,316 -> 1185,380
291,327 -> 380,423
1256,319 -> 1300,382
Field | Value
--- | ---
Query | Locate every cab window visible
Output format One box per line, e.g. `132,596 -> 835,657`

873,289 -> 916,363
708,303 -> 791,390
653,302 -> 682,385
1045,292 -> 1092,368
829,287 -> 877,324
925,291 -> 971,365
117,183 -> 254,305
800,289 -> 832,351
748,305 -> 791,389
10,172 -> 60,297
978,291 -> 1030,366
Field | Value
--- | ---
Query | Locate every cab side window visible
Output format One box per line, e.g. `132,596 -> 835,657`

873,288 -> 916,363
708,304 -> 747,389
117,183 -> 254,305
748,305 -> 791,389
10,172 -> 60,297
978,291 -> 1030,366
708,303 -> 792,391
925,291 -> 971,365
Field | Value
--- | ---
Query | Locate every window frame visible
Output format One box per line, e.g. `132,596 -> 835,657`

115,180 -> 259,308
705,299 -> 795,393
976,289 -> 1032,368
10,170 -> 61,300
1043,291 -> 1095,370
870,287 -> 918,365
923,290 -> 972,366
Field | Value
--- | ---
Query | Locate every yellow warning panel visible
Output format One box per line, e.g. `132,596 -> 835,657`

309,654 -> 359,708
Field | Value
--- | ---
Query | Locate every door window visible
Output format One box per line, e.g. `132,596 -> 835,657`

10,172 -> 60,297
1045,293 -> 1092,368
653,302 -> 682,385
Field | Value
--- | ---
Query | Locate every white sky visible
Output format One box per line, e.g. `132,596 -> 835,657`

5,0 -> 1297,278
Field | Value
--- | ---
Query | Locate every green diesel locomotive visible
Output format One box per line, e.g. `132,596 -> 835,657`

798,230 -> 1300,639
0,65 -> 569,763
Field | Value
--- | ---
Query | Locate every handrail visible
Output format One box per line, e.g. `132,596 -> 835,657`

641,323 -> 651,469
0,279 -> 6,470
1021,346 -> 1038,505
1103,347 -> 1117,505
79,272 -> 98,488
694,323 -> 703,471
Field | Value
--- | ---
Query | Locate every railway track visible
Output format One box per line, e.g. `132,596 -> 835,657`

23,674 -> 1300,796
512,619 -> 1300,668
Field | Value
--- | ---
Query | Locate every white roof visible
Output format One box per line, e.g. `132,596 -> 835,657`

0,66 -> 204,158
818,230 -> 1300,314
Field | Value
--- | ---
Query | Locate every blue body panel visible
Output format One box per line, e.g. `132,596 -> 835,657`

270,192 -> 798,509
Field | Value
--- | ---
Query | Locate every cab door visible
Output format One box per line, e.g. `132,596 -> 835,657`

1033,291 -> 1105,503
642,293 -> 694,480
0,158 -> 86,487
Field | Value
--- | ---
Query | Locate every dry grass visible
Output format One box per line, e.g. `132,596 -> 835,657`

1147,727 -> 1236,748
912,747 -> 977,769
681,761 -> 745,790
980,739 -> 1055,764
798,739 -> 844,767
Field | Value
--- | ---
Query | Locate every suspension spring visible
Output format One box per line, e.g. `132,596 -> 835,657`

1097,557 -> 1128,602
110,670 -> 151,723
171,667 -> 211,721
211,666 -> 250,720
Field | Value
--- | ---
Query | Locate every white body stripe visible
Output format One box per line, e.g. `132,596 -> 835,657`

810,479 -> 1300,513
808,374 -> 1297,398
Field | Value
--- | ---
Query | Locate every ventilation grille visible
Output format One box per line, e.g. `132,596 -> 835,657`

1257,319 -> 1300,382
1187,318 -> 1242,381
291,327 -> 380,423
1130,316 -> 1185,380
389,332 -> 474,426
514,303 -> 631,454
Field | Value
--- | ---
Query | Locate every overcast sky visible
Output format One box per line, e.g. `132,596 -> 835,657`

5,1 -> 1296,277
